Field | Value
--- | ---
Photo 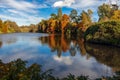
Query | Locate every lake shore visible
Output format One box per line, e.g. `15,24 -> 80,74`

84,20 -> 120,47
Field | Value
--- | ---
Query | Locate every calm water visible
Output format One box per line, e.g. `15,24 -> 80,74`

0,33 -> 120,79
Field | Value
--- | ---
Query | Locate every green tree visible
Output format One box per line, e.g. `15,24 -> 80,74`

87,9 -> 93,18
38,19 -> 48,33
69,9 -> 80,23
57,8 -> 62,20
51,13 -> 57,19
98,3 -> 112,21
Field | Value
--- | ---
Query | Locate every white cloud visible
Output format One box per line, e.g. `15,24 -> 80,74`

72,0 -> 106,8
53,0 -> 107,9
0,0 -> 48,12
0,0 -> 34,12
0,0 -> 110,26
0,0 -> 48,26
53,55 -> 73,65
0,13 -> 44,26
53,0 -> 75,7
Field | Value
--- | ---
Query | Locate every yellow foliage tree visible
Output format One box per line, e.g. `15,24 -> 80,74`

78,10 -> 93,32
2,22 -> 8,33
111,10 -> 120,20
47,18 -> 57,33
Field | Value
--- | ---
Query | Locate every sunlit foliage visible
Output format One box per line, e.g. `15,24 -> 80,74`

37,7 -> 93,34
111,10 -> 120,20
78,9 -> 93,32
0,19 -> 21,33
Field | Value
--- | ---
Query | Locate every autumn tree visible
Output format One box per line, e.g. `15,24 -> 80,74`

47,18 -> 57,33
61,14 -> 70,33
0,20 -> 21,33
0,19 -> 3,33
4,20 -> 20,32
78,9 -> 93,32
47,8 -> 63,33
54,20 -> 61,33
111,10 -> 120,20
2,22 -> 8,33
81,10 -> 93,24
39,8 -> 63,33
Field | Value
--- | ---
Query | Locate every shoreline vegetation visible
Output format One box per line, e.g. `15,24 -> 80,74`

0,3 -> 120,46
0,59 -> 120,80
0,3 -> 120,80
84,20 -> 120,47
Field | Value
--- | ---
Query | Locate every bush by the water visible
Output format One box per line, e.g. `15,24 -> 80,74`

0,59 -> 89,80
0,59 -> 120,80
84,20 -> 120,47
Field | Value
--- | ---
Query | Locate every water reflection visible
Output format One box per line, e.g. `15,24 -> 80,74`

85,43 -> 120,72
0,34 -> 17,46
0,33 -> 119,79
39,34 -> 87,57
0,41 -> 2,48
39,34 -> 120,77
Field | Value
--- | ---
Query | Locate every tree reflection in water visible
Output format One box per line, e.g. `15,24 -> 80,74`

0,41 -> 2,48
39,34 -> 120,75
39,34 -> 87,57
85,43 -> 120,72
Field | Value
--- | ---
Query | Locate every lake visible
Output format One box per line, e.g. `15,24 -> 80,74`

0,33 -> 120,79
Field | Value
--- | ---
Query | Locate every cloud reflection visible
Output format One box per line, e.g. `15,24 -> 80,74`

53,55 -> 73,65
0,33 -> 114,79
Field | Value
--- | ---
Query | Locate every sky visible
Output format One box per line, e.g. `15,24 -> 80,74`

0,0 -> 117,26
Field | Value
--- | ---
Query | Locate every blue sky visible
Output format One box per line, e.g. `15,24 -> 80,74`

0,0 -> 117,26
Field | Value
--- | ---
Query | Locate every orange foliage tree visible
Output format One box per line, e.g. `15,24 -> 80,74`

47,18 -> 57,33
61,14 -> 70,33
2,22 -> 8,33
0,19 -> 3,32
